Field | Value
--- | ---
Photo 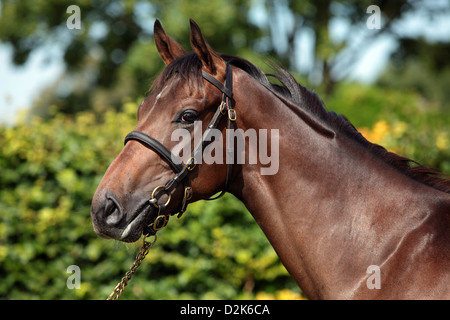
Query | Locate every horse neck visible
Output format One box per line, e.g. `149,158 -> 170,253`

228,73 -> 450,299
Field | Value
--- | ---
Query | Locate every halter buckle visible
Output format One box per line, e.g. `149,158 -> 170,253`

184,186 -> 193,201
219,101 -> 228,115
228,109 -> 237,121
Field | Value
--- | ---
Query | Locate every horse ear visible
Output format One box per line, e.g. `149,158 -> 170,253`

154,19 -> 186,65
189,19 -> 225,76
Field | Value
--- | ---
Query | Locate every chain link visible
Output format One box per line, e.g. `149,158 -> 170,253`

107,234 -> 157,300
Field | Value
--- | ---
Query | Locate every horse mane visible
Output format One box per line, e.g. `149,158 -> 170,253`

151,52 -> 450,194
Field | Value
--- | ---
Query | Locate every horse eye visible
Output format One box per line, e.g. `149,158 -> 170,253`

180,110 -> 198,123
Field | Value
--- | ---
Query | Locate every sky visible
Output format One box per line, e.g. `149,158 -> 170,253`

0,44 -> 65,124
1,1 -> 449,125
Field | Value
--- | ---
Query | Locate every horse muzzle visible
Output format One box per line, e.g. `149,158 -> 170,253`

91,191 -> 159,243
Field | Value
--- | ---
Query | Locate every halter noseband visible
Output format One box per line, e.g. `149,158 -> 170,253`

124,62 -> 235,234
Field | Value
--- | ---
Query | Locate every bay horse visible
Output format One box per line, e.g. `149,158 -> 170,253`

91,19 -> 450,299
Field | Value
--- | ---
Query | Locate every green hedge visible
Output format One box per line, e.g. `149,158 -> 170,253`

328,83 -> 450,173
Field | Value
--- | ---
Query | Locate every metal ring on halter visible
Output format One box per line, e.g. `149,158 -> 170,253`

184,186 -> 193,201
150,185 -> 171,208
185,157 -> 197,171
153,215 -> 168,231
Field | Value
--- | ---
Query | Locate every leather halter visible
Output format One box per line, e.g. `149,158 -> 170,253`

124,62 -> 235,234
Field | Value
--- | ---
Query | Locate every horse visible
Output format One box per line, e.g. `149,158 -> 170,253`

91,19 -> 450,299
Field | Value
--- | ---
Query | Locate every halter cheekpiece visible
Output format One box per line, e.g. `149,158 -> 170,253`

124,62 -> 235,235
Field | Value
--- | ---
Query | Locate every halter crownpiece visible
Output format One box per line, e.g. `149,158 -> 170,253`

124,62 -> 235,234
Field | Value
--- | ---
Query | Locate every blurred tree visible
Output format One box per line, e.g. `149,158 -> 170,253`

0,0 -> 449,116
377,38 -> 450,113
261,0 -> 450,94
0,0 -> 147,115
0,0 -> 261,116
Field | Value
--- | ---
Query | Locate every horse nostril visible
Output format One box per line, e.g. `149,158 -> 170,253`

104,195 -> 124,226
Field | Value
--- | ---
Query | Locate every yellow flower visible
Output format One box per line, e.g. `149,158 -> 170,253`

370,120 -> 389,143
275,289 -> 306,300
358,121 -> 390,144
436,132 -> 448,151
255,291 -> 275,300
255,289 -> 306,300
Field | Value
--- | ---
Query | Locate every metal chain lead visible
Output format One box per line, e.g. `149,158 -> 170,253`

107,234 -> 157,300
